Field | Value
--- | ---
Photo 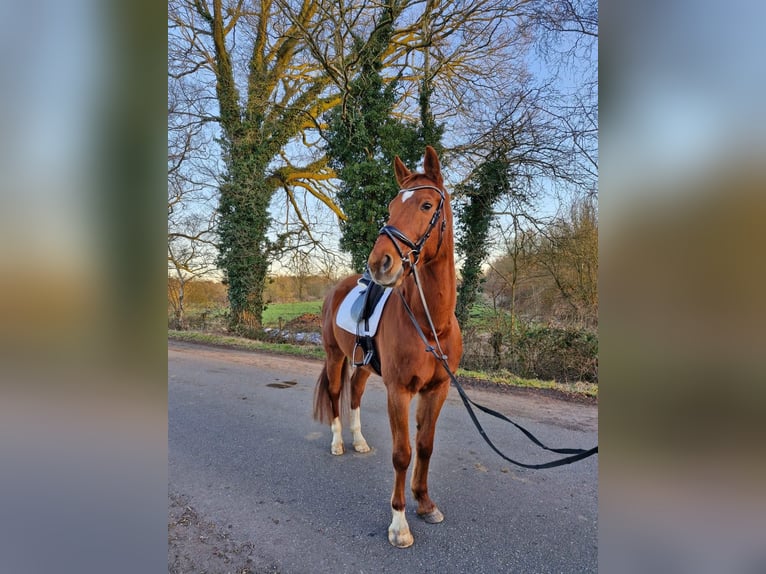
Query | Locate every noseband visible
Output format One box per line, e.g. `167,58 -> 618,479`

379,185 -> 447,267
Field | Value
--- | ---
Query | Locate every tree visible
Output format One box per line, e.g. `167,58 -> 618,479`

453,77 -> 569,328
323,2 -> 425,272
168,76 -> 219,329
415,0 -> 445,153
451,0 -> 599,327
484,223 -> 537,316
169,0 -> 445,329
523,0 -> 598,198
455,153 -> 511,326
169,0 -> 345,332
168,203 -> 218,329
482,195 -> 598,328
536,196 -> 598,327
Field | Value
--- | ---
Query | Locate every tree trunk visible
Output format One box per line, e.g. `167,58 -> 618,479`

176,280 -> 185,330
217,155 -> 274,333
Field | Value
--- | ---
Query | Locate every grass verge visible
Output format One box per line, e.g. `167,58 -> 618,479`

457,368 -> 598,399
168,329 -> 325,360
168,330 -> 597,401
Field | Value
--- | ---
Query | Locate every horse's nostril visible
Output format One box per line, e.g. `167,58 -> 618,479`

381,254 -> 393,273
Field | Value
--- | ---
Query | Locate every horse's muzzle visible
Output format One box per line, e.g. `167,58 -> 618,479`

368,251 -> 404,287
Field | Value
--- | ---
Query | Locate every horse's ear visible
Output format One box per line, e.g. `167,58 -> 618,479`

423,145 -> 443,186
393,156 -> 411,187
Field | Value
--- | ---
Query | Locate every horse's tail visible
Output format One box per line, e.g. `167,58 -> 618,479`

312,357 -> 351,425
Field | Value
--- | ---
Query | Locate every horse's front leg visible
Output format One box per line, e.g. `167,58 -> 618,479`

387,388 -> 414,548
412,382 -> 449,523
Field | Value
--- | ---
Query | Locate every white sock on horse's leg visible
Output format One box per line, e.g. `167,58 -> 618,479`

350,407 -> 371,453
330,416 -> 344,455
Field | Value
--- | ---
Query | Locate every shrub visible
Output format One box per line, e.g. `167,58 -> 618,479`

460,318 -> 598,383
508,323 -> 598,383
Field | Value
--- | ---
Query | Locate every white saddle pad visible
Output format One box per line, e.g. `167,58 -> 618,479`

335,280 -> 394,336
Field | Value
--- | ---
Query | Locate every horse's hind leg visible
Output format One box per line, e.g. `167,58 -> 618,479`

411,381 -> 449,524
325,350 -> 349,455
349,368 -> 372,453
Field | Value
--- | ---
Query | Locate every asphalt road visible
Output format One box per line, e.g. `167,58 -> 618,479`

169,340 -> 598,573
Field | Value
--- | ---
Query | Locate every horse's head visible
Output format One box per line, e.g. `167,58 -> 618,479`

368,146 -> 450,288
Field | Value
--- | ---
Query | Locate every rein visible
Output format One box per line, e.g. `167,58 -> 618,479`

381,187 -> 598,470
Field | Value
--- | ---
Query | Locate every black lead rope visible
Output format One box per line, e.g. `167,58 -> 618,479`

397,286 -> 599,470
445,369 -> 599,469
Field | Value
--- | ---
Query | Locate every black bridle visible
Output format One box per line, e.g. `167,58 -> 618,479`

378,185 -> 447,267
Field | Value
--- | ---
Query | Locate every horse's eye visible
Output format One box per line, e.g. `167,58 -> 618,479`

421,202 -> 433,211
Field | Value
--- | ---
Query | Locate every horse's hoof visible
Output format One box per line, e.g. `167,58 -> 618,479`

353,441 -> 371,453
388,527 -> 414,548
418,508 -> 444,524
331,443 -> 344,455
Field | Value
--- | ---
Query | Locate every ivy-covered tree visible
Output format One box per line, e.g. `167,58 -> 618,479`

417,0 -> 444,154
455,154 -> 511,327
169,0 -> 347,333
324,6 -> 423,273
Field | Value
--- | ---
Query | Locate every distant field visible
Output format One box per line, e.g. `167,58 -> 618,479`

260,300 -> 500,329
262,300 -> 323,326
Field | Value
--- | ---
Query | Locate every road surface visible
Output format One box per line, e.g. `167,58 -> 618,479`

169,340 -> 598,573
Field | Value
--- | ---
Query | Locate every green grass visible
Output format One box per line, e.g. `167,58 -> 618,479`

168,329 -> 325,360
457,368 -> 598,398
262,300 -> 323,327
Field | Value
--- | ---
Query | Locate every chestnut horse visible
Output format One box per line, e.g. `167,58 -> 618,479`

313,146 -> 462,548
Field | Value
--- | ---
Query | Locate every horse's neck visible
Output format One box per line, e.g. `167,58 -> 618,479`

404,244 -> 457,335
